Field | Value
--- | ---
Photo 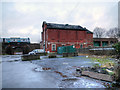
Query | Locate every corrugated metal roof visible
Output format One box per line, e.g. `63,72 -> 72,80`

42,21 -> 93,34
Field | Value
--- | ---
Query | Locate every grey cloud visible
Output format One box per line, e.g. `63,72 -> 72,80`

1,1 -> 118,43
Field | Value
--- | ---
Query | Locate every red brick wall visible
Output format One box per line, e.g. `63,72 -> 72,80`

47,29 -> 58,42
67,30 -> 76,42
42,26 -> 93,52
47,29 -> 91,43
77,31 -> 86,42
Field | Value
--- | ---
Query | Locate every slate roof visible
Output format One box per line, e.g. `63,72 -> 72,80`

42,21 -> 93,34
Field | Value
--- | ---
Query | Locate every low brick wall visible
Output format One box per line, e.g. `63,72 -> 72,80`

36,53 -> 47,56
48,53 -> 56,58
63,53 -> 78,57
21,54 -> 40,61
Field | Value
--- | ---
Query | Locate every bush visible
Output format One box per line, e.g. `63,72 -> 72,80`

113,42 -> 120,56
93,64 -> 100,68
113,62 -> 120,82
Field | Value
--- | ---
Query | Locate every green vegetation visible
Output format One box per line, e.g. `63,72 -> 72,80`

113,42 -> 120,55
89,56 -> 115,68
108,71 -> 114,76
93,63 -> 100,68
114,62 -> 120,81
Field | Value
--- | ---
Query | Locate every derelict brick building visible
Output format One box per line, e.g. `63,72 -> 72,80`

41,21 -> 93,52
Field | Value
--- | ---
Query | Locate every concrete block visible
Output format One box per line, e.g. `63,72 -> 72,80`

82,71 -> 113,82
36,52 -> 47,56
48,53 -> 56,58
21,54 -> 40,61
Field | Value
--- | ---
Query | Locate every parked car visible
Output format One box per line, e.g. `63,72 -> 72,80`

28,49 -> 44,55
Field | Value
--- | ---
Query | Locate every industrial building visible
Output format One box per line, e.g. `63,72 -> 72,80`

93,38 -> 118,47
41,21 -> 93,52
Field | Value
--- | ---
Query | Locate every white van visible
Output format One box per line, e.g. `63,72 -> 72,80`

28,49 -> 44,55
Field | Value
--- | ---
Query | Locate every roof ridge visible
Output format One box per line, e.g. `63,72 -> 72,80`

42,21 -> 93,34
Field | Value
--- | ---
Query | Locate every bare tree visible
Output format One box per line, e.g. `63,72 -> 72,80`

117,28 -> 120,38
93,27 -> 106,38
106,27 -> 119,38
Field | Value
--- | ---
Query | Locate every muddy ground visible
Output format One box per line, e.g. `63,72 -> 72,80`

2,55 -> 111,88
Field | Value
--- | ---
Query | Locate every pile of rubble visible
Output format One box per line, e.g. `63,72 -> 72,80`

75,62 -> 120,87
75,66 -> 114,81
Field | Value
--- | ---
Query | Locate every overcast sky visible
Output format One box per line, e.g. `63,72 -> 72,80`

0,0 -> 119,43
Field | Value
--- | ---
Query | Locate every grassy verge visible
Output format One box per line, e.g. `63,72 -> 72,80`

88,55 -> 115,68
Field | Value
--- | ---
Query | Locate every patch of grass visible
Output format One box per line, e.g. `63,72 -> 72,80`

102,68 -> 106,71
108,71 -> 115,76
89,56 -> 115,68
93,64 -> 100,68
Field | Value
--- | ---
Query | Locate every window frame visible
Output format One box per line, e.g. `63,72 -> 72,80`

52,44 -> 56,51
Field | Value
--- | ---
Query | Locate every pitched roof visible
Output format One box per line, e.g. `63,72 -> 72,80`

42,21 -> 93,34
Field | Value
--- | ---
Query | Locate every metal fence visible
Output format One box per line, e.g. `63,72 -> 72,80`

76,47 -> 117,55
76,48 -> 90,54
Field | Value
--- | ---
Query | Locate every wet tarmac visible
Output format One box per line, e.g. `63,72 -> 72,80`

2,55 -> 107,88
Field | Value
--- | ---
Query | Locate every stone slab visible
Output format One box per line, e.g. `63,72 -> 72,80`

21,54 -> 40,61
82,71 -> 113,82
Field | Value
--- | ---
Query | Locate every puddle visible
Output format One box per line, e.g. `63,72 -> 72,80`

63,62 -> 68,65
2,55 -> 107,88
7,59 -> 21,62
34,67 -> 44,72
73,78 -> 105,88
40,56 -> 48,59
2,55 -> 21,62
34,67 -> 52,72
94,62 -> 100,64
